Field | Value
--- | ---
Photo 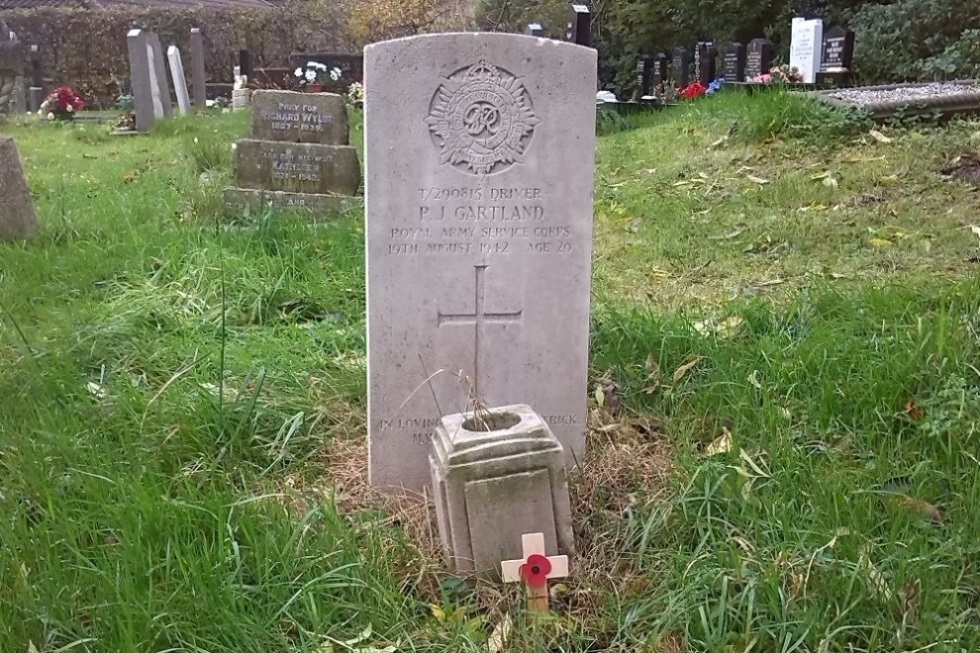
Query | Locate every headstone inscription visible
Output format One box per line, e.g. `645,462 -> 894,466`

745,38 -> 771,80
652,52 -> 668,89
524,23 -> 546,37
190,28 -> 207,108
566,4 -> 591,47
672,47 -> 690,88
0,137 -> 38,241
223,90 -> 360,214
695,41 -> 717,86
365,33 -> 597,491
820,25 -> 855,74
790,17 -> 823,83
167,45 -> 191,115
724,42 -> 746,82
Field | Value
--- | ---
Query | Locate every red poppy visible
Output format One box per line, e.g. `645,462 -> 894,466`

520,554 -> 552,588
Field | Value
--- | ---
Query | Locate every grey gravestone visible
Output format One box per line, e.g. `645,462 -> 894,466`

148,33 -> 172,118
126,30 -> 158,131
190,28 -> 207,108
225,89 -> 360,213
524,23 -> 546,37
365,33 -> 597,491
250,91 -> 349,144
695,41 -> 717,85
28,43 -> 42,112
0,137 -> 37,240
820,25 -> 855,73
652,52 -> 668,88
672,47 -> 690,87
0,22 -> 24,115
565,4 -> 591,47
724,42 -> 746,82
167,45 -> 191,115
745,38 -> 771,80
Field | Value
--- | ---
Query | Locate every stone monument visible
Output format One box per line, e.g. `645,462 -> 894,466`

224,89 -> 360,214
790,17 -> 824,83
365,33 -> 597,491
430,404 -> 575,578
126,29 -> 172,132
190,28 -> 207,109
167,45 -> 191,115
0,21 -> 24,115
0,137 -> 38,240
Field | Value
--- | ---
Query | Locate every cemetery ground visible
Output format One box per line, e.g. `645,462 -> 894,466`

2,91 -> 980,652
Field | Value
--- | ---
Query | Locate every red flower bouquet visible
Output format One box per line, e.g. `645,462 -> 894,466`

679,81 -> 708,100
39,86 -> 86,120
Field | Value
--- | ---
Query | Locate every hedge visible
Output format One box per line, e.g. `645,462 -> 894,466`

2,2 -> 353,107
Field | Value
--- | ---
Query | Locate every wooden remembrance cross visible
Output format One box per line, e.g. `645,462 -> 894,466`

501,532 -> 570,614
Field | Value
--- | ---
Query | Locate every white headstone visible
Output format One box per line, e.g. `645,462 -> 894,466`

167,45 -> 191,115
365,33 -> 598,491
790,17 -> 823,83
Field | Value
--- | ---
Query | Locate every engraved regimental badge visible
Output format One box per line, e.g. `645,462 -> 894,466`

425,60 -> 540,176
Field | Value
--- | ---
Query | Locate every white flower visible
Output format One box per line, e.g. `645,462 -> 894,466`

66,105 -> 73,112
46,112 -> 54,120
294,67 -> 303,77
305,69 -> 316,82
330,67 -> 342,81
206,99 -> 215,107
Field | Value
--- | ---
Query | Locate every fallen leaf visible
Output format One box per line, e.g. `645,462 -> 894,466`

716,315 -> 743,338
705,428 -> 733,456
122,173 -> 137,183
869,129 -> 892,144
869,237 -> 893,248
709,227 -> 744,240
488,615 -> 512,653
607,181 -> 628,188
904,400 -> 923,421
87,381 -> 107,399
672,356 -> 703,383
895,496 -> 944,524
710,136 -> 727,148
627,219 -> 641,233
746,174 -> 770,185
28,643 -> 39,653
822,176 -> 839,189
809,171 -> 832,180
747,370 -> 763,390
971,225 -> 980,243
429,604 -> 446,622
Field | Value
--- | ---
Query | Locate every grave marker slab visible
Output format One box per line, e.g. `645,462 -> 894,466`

167,45 -> 191,115
0,137 -> 37,240
652,52 -> 668,89
745,38 -> 772,80
695,41 -> 717,86
365,33 -> 597,491
566,4 -> 591,47
233,139 -> 360,196
672,47 -> 690,88
820,25 -> 855,73
524,23 -> 546,37
635,55 -> 652,99
190,28 -> 207,108
790,17 -> 823,83
126,30 -> 159,131
148,33 -> 172,118
724,42 -> 746,82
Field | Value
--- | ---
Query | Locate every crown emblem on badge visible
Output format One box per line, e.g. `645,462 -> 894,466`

424,60 -> 540,176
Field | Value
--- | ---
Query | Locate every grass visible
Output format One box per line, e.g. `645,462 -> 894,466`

2,91 -> 980,652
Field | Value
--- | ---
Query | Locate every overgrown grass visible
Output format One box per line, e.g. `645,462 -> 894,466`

1,94 -> 979,652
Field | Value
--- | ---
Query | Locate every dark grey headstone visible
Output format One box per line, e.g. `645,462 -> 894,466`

635,55 -> 652,98
724,42 -> 746,82
190,28 -> 207,108
745,38 -> 772,80
565,4 -> 591,47
695,41 -> 717,85
820,25 -> 855,73
0,137 -> 37,241
672,47 -> 690,87
28,86 -> 43,112
126,29 -> 157,131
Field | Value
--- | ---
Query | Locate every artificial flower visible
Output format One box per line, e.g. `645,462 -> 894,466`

520,554 -> 552,588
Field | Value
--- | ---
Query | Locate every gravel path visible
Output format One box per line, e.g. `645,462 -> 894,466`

827,82 -> 980,105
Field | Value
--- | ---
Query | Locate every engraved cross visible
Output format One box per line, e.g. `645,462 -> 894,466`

437,264 -> 523,395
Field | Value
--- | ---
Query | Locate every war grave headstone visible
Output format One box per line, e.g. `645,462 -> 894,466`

0,137 -> 38,240
745,37 -> 772,80
651,52 -> 668,90
365,31 -> 595,577
566,4 -> 591,47
724,42 -> 746,82
672,47 -> 690,88
635,54 -> 652,100
224,89 -> 360,214
790,17 -> 823,84
190,28 -> 207,108
167,45 -> 191,115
